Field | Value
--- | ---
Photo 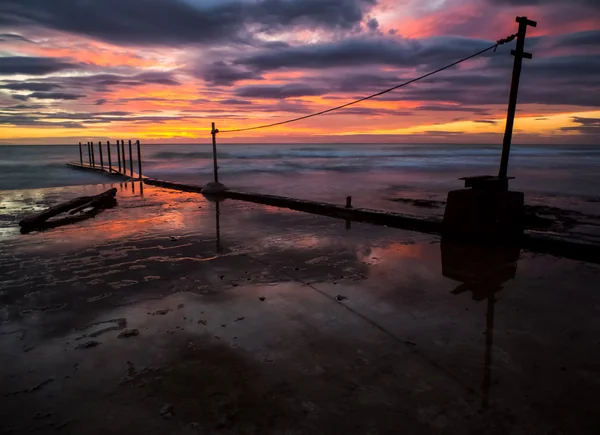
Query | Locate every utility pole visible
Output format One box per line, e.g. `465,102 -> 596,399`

498,16 -> 537,179
211,122 -> 219,183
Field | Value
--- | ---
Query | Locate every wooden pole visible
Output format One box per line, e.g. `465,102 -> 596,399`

128,140 -> 133,176
136,140 -> 142,179
117,140 -> 122,173
211,122 -> 219,183
107,141 -> 112,172
87,142 -> 92,166
98,141 -> 104,169
345,196 -> 352,208
498,16 -> 536,179
121,140 -> 126,174
78,142 -> 83,165
90,141 -> 95,167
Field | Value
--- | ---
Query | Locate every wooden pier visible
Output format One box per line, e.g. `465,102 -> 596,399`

66,161 -> 146,180
69,139 -> 145,180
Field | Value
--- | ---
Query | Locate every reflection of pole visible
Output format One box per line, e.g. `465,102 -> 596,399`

215,201 -> 221,253
139,181 -> 144,197
211,122 -> 219,183
498,16 -> 536,178
482,295 -> 495,409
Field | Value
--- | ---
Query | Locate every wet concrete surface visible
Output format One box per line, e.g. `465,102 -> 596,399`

1,182 -> 599,434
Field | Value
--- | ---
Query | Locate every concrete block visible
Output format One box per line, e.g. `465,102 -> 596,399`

443,189 -> 524,243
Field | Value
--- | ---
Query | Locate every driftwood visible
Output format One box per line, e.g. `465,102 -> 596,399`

19,188 -> 117,229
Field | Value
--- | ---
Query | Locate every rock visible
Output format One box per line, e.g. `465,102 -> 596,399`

169,236 -> 178,242
335,295 -> 348,302
198,319 -> 207,325
234,317 -> 245,322
118,329 -> 140,339
259,297 -> 266,301
76,340 -> 100,349
153,309 -> 171,316
160,404 -> 173,419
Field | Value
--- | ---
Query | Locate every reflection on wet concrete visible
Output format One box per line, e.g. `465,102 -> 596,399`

1,183 -> 599,434
441,240 -> 520,410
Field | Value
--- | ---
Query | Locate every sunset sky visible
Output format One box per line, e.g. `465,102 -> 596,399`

0,0 -> 599,145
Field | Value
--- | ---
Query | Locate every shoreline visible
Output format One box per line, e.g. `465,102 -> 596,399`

1,183 -> 599,434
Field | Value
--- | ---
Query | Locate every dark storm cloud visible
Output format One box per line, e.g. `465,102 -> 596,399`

0,82 -> 62,91
571,117 -> 600,126
0,109 -> 227,129
488,0 -> 599,7
4,104 -> 47,110
328,72 -> 407,93
0,114 -> 84,128
0,56 -> 80,76
236,36 -> 494,71
11,94 -> 29,101
68,71 -> 180,89
219,99 -> 254,105
416,105 -> 490,115
29,92 -> 85,100
0,0 -> 376,46
560,117 -> 600,134
366,18 -> 379,31
95,99 -> 107,105
3,71 -> 181,98
235,83 -> 327,99
553,31 -> 600,49
326,107 -> 411,116
0,33 -> 33,43
201,62 -> 263,86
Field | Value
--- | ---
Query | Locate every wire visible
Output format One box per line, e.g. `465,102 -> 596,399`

218,36 -> 515,134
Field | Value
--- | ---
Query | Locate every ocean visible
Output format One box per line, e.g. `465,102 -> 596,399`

1,143 -> 600,216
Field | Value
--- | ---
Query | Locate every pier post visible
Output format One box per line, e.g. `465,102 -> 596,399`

90,141 -> 95,167
87,142 -> 91,166
121,140 -> 126,174
107,141 -> 112,172
78,142 -> 83,165
211,122 -> 219,183
117,140 -> 122,173
98,141 -> 104,170
136,140 -> 143,179
498,16 -> 536,178
128,140 -> 133,177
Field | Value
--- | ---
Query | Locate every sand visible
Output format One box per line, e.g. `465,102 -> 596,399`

1,181 -> 599,434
